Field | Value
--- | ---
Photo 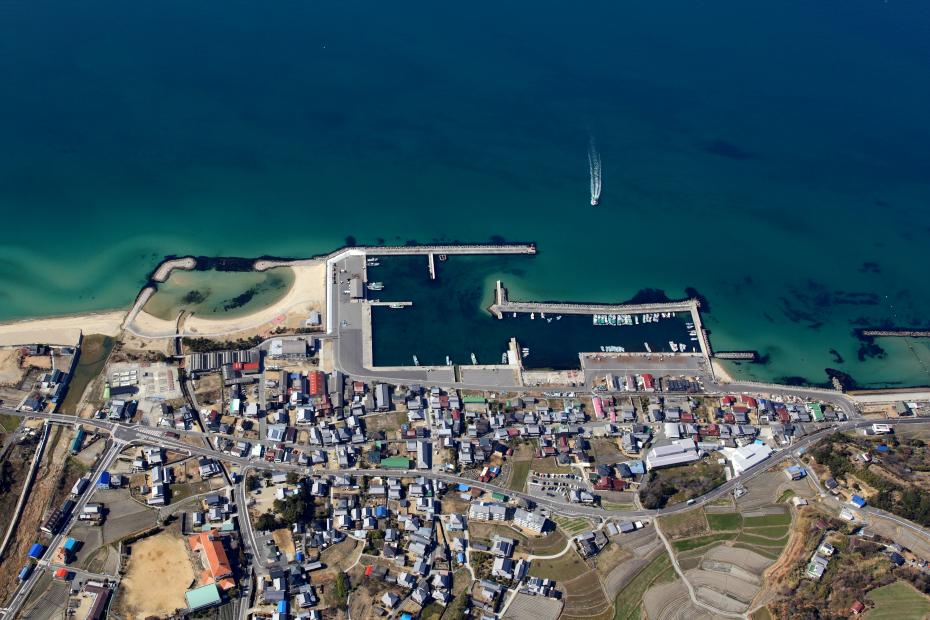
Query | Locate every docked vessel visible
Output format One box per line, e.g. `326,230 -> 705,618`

471,353 -> 478,365
389,303 -> 405,309
367,282 -> 384,291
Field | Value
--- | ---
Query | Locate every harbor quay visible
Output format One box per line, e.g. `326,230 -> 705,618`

339,248 -> 720,386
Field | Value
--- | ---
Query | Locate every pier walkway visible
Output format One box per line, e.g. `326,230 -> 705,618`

356,243 -> 535,256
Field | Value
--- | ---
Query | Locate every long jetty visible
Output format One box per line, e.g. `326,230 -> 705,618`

357,243 -> 536,256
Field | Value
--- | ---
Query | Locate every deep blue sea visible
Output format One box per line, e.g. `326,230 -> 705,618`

1,1 -> 929,387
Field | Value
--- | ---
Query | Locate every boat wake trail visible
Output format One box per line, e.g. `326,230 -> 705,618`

588,138 -> 602,206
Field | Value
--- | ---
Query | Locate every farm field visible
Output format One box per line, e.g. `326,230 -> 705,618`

553,515 -> 593,537
613,553 -> 674,620
866,581 -> 930,619
507,460 -> 531,492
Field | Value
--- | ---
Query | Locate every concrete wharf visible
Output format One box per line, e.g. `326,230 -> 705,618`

489,280 -> 714,363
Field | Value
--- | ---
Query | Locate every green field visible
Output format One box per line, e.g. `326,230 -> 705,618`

613,553 -> 674,620
743,525 -> 789,538
508,460 -> 531,492
866,581 -> 930,619
0,414 -> 21,433
555,515 -> 593,536
751,607 -> 773,620
736,532 -> 788,547
743,513 -> 791,527
776,490 -> 796,503
706,512 -> 742,531
672,533 -> 736,552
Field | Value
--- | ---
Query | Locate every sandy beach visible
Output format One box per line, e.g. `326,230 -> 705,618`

711,359 -> 735,383
0,310 -> 125,347
127,262 -> 326,338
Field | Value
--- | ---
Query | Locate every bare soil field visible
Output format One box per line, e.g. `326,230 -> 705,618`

685,568 -> 755,610
0,349 -> 25,384
703,546 -> 772,574
503,592 -> 563,620
118,528 -> 196,618
560,569 -> 613,620
643,579 -> 714,620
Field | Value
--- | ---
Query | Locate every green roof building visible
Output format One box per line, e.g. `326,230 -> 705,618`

808,403 -> 824,421
491,492 -> 508,502
463,395 -> 486,404
185,584 -> 221,611
381,456 -> 411,470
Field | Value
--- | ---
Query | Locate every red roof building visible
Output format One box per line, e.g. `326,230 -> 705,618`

641,374 -> 655,390
740,395 -> 758,408
721,395 -> 737,406
850,601 -> 865,615
308,371 -> 325,397
188,530 -> 235,590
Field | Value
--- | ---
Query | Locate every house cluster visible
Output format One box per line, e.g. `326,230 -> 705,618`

157,403 -> 197,431
94,397 -> 138,421
806,540 -> 835,580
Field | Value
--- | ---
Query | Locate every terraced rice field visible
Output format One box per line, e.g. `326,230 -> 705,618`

613,553 -> 675,620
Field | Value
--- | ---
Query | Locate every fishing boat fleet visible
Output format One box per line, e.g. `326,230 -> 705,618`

593,312 -> 676,326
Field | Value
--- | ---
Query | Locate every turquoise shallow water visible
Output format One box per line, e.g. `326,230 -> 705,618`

1,1 -> 929,387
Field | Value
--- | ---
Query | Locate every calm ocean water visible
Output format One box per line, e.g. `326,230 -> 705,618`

1,1 -> 929,387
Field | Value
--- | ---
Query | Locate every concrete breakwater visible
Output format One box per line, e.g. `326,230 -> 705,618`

151,256 -> 197,282
714,351 -> 759,361
857,328 -> 930,338
489,280 -> 699,319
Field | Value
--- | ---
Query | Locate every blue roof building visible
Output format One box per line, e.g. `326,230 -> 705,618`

28,543 -> 44,559
850,495 -> 867,508
97,472 -> 111,489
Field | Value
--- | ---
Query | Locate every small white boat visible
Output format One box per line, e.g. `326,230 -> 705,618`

446,356 -> 451,366
541,312 -> 546,319
644,342 -> 652,353
413,355 -> 420,366
530,313 -> 535,320
512,312 -> 517,318
547,318 -> 553,323
556,315 -> 562,320
471,353 -> 478,365
501,352 -> 508,364
669,341 -> 678,352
